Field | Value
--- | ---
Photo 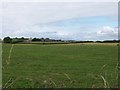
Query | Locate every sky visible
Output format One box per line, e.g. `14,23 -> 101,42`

1,2 -> 118,41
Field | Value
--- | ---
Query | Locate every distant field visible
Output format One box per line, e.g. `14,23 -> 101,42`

2,43 -> 118,88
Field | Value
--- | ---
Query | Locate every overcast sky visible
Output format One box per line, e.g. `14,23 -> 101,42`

1,2 -> 118,40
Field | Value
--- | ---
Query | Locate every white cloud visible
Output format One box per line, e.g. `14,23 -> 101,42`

3,26 -> 118,41
2,2 -> 117,24
2,2 -> 118,40
62,26 -> 118,41
97,26 -> 118,38
83,26 -> 118,40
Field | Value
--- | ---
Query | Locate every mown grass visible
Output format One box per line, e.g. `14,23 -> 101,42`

2,43 -> 118,88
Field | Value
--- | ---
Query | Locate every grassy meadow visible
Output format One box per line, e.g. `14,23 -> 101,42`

2,43 -> 118,88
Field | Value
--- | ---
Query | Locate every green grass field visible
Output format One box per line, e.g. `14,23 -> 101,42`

2,43 -> 118,88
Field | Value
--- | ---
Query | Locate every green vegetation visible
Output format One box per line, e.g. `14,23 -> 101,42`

2,43 -> 118,88
2,37 -> 119,44
3,37 -> 12,43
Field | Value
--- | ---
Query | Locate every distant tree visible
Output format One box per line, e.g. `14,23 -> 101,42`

32,38 -> 41,41
3,37 -> 12,43
12,38 -> 24,44
102,40 -> 119,43
32,38 -> 37,41
21,37 -> 24,40
95,41 -> 102,43
0,38 -> 2,43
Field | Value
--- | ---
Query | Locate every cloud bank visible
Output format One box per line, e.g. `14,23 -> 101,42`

2,2 -> 118,40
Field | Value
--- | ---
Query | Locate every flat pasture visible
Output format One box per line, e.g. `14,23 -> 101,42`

2,43 -> 118,88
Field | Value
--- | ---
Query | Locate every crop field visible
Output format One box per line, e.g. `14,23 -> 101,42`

2,43 -> 118,88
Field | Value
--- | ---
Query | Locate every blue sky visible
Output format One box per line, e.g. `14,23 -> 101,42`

33,15 -> 117,40
1,2 -> 118,40
36,16 -> 117,32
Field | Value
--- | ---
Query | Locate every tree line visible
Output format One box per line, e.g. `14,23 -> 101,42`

1,36 -> 120,44
2,37 -> 63,44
